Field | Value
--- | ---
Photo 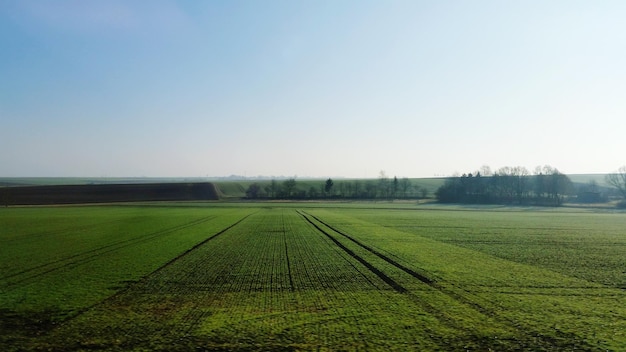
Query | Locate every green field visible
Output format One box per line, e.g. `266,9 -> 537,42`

1,203 -> 625,351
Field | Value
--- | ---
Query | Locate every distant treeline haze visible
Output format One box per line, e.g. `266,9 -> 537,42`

244,165 -> 625,207
245,174 -> 430,200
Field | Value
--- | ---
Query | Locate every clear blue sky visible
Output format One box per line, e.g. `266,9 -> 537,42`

1,1 -> 625,178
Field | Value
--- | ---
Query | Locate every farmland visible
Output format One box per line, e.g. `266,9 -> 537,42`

1,203 -> 626,351
0,183 -> 219,205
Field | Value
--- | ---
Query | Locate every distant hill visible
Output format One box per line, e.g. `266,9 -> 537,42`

1,183 -> 219,205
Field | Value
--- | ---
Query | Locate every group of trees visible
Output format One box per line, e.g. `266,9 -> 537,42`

435,165 -> 573,206
606,166 -> 626,199
245,173 -> 429,200
606,166 -> 626,207
243,165 -> 626,207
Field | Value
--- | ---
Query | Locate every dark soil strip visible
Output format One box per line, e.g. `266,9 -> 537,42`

3,182 -> 219,205
303,211 -> 434,285
298,211 -> 407,294
1,216 -> 218,289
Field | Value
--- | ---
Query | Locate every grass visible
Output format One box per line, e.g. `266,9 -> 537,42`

305,207 -> 626,350
1,202 -> 625,351
0,205 -> 253,345
323,206 -> 626,287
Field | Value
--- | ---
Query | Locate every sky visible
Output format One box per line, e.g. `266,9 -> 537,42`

1,0 -> 625,178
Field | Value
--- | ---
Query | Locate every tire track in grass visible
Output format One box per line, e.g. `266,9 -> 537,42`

289,210 -> 379,292
170,211 -> 266,337
297,210 -> 488,342
303,211 -> 514,319
2,216 -> 216,280
1,216 -> 219,291
168,213 -> 259,338
5,212 -> 254,350
297,211 -> 407,294
302,211 -> 434,285
56,213 -> 255,331
134,212 -> 256,281
303,211 -> 601,351
306,211 -> 505,311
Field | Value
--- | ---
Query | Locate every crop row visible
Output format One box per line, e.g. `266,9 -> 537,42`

36,208 -> 561,351
0,206 -> 252,333
1,215 -> 220,292
38,209 -> 446,350
303,207 -> 626,351
6,205 -> 626,351
297,210 -> 554,350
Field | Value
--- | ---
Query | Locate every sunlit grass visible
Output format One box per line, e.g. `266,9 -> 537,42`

1,203 -> 625,350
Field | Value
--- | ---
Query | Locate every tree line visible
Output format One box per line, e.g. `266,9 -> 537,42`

245,173 -> 429,200
606,165 -> 626,208
243,164 -> 626,207
434,165 -> 572,206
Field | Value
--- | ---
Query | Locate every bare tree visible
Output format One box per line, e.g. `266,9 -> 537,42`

480,165 -> 492,177
606,166 -> 626,199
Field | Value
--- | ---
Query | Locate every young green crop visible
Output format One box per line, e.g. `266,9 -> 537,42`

324,207 -> 626,287
0,205 -> 253,345
2,203 -> 625,351
305,207 -> 626,350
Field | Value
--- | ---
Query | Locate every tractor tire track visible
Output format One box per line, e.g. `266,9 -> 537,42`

305,211 -> 515,314
297,210 -> 483,337
146,213 -> 257,338
297,211 -> 407,293
302,211 -> 600,351
131,212 -> 256,281
1,215 -> 218,291
302,211 -> 434,285
50,213 -> 255,335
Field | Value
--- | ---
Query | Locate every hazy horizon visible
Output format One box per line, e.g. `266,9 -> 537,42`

2,1 -> 625,178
